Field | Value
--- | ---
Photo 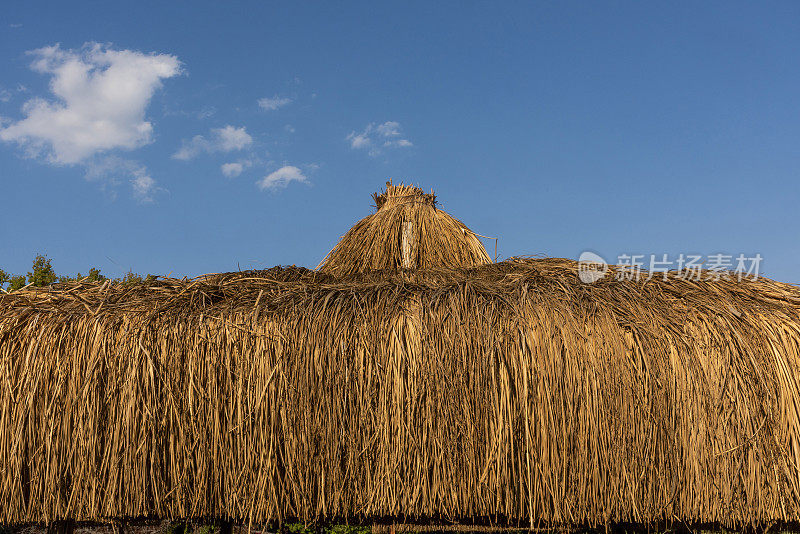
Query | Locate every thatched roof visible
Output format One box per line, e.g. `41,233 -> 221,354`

317,182 -> 492,275
2,185 -> 800,528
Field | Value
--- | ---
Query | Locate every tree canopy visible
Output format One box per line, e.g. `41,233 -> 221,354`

0,254 -> 156,292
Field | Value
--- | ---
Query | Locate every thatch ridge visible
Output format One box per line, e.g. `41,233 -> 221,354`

3,258 -> 800,526
317,182 -> 492,275
8,258 -> 799,317
372,183 -> 437,210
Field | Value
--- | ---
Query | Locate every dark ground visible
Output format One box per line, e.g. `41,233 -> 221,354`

1,520 -> 794,534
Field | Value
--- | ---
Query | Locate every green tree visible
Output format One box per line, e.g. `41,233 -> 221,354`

8,275 -> 26,291
58,268 -> 104,283
119,270 -> 156,286
27,254 -> 57,287
86,267 -> 106,282
0,269 -> 8,289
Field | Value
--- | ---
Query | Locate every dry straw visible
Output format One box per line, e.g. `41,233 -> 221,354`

316,182 -> 492,275
2,184 -> 800,529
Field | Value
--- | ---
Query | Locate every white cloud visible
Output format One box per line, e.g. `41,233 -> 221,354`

172,125 -> 252,160
216,125 -> 252,151
221,160 -> 255,178
258,95 -> 292,111
347,121 -> 412,156
0,43 -> 181,165
0,89 -> 11,103
257,165 -> 307,191
221,162 -> 243,178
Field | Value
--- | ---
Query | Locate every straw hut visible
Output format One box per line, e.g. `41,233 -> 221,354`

2,183 -> 800,529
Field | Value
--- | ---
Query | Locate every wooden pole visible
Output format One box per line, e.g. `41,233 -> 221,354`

401,220 -> 416,270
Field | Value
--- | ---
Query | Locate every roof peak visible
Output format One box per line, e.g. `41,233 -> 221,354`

317,181 -> 491,275
372,181 -> 437,211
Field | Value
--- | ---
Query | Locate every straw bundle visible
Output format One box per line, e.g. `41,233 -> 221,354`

2,186 -> 800,529
317,182 -> 491,275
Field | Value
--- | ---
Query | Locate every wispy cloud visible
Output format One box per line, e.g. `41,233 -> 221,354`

163,105 -> 217,120
221,159 -> 254,178
221,162 -> 244,178
172,125 -> 253,160
257,165 -> 307,191
196,106 -> 216,119
85,156 -> 163,203
130,172 -> 158,202
258,95 -> 292,111
0,43 -> 181,165
348,132 -> 370,149
347,121 -> 412,156
375,121 -> 401,137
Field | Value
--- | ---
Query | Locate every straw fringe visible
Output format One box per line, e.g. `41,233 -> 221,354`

2,259 -> 800,527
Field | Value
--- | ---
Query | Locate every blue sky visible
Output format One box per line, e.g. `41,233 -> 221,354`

1,2 -> 799,282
